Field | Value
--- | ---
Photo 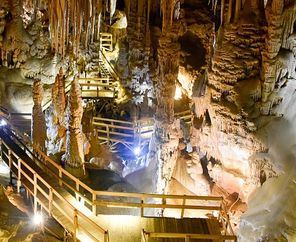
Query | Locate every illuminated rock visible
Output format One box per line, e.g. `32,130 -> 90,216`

63,79 -> 85,175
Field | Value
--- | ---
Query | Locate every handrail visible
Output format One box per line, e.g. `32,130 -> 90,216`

99,50 -> 120,81
0,137 -> 108,242
0,111 -> 235,240
142,231 -> 237,241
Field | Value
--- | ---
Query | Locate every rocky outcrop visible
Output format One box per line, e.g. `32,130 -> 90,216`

31,79 -> 46,151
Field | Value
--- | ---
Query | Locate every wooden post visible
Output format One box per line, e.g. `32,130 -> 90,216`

73,209 -> 78,241
106,125 -> 110,143
92,192 -> 97,216
140,199 -> 144,217
8,149 -> 12,185
59,169 -> 62,186
33,172 -> 37,214
49,188 -> 53,216
181,197 -> 186,218
17,158 -> 21,193
185,235 -> 190,242
104,231 -> 109,242
76,181 -> 79,201
162,197 -> 166,217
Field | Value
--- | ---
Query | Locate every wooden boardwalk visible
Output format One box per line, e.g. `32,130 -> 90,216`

0,127 -> 109,241
0,119 -> 236,242
94,215 -> 223,242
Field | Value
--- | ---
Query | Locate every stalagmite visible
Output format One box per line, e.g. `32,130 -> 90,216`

47,0 -> 103,56
52,67 -> 66,124
63,78 -> 85,176
32,79 -> 47,152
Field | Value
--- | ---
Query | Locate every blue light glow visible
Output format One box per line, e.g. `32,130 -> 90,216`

133,146 -> 141,156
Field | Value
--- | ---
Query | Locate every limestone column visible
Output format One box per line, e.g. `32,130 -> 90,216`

64,79 -> 85,177
31,79 -> 47,152
52,67 -> 66,125
151,0 -> 185,194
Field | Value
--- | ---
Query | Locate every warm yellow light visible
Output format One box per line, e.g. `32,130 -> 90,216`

174,86 -> 182,100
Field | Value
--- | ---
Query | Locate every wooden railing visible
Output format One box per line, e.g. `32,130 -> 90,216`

100,33 -> 113,52
0,129 -> 109,242
92,117 -> 154,146
141,230 -> 237,242
92,111 -> 192,146
79,77 -> 117,99
0,114 -> 236,241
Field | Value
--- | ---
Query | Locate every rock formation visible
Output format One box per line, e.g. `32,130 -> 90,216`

46,69 -> 67,155
31,79 -> 46,151
63,78 -> 85,176
52,67 -> 66,124
2,0 -> 296,240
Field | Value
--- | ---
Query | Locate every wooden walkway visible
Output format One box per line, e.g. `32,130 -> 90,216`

0,124 -> 237,241
0,127 -> 109,242
94,215 -> 224,242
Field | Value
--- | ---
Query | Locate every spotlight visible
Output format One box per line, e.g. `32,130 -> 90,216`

0,119 -> 7,126
133,146 -> 141,157
33,213 -> 43,226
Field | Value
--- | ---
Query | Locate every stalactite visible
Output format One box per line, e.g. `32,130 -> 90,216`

47,0 -> 103,57
110,0 -> 117,24
214,0 -> 218,15
234,0 -> 241,22
221,0 -> 225,25
227,0 -> 233,23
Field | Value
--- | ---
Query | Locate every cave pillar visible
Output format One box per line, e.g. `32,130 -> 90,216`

31,79 -> 47,152
154,38 -> 181,194
52,67 -> 66,124
63,79 -> 85,177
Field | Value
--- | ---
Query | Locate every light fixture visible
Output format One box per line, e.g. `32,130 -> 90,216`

0,119 -> 7,126
133,146 -> 141,157
33,212 -> 43,226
